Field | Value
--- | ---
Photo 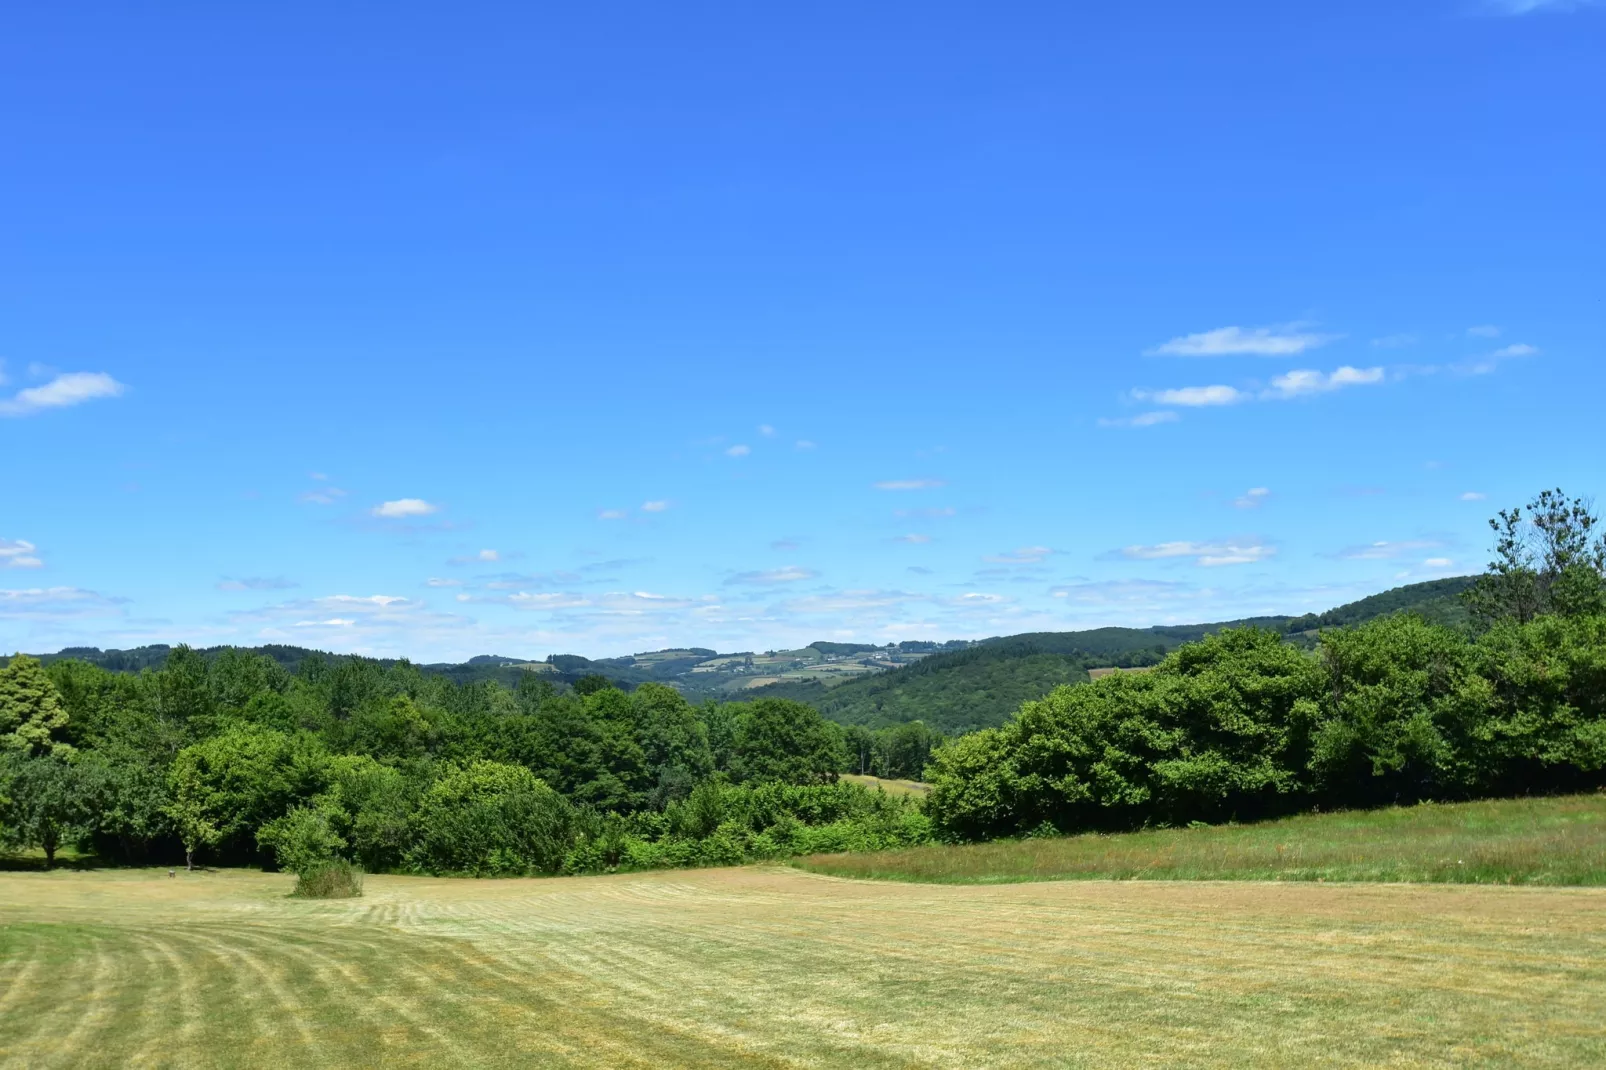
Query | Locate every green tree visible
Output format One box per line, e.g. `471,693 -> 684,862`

0,755 -> 88,867
405,761 -> 574,876
1466,489 -> 1606,626
0,654 -> 73,757
257,805 -> 347,874
164,727 -> 330,865
719,698 -> 847,785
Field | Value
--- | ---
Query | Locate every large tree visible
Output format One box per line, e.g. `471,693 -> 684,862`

0,654 -> 73,757
1466,488 -> 1606,626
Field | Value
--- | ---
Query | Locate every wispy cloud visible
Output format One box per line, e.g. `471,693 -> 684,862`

448,549 -> 501,564
0,372 -> 126,417
894,507 -> 956,518
1460,491 -> 1488,502
0,539 -> 43,569
372,498 -> 438,519
641,500 -> 670,513
597,508 -> 628,521
1233,487 -> 1271,509
216,576 -> 299,591
726,444 -> 751,458
1467,324 -> 1502,338
1097,410 -> 1179,429
893,534 -> 932,544
758,424 -> 776,437
770,538 -> 801,552
0,586 -> 128,618
874,479 -> 945,491
1120,540 -> 1277,566
728,566 -> 819,585
1136,385 -> 1247,407
794,440 -> 817,451
1331,539 -> 1444,561
984,546 -> 1053,565
1147,324 -> 1338,357
1481,0 -> 1599,15
300,486 -> 348,505
1262,365 -> 1384,399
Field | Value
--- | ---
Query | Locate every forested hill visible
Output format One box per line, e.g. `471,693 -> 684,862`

744,576 -> 1479,733
8,576 -> 1478,731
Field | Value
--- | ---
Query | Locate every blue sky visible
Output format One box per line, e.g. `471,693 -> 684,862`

3,0 -> 1602,660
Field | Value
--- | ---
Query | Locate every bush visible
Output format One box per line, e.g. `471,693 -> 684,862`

291,860 -> 363,898
404,760 -> 574,876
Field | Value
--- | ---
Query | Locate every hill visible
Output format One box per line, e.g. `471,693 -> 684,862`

745,576 -> 1479,731
8,576 -> 1479,721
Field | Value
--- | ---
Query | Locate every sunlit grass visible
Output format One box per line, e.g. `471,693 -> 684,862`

795,792 -> 1606,885
2,860 -> 1605,1066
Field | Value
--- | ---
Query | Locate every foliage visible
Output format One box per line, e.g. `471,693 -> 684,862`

1465,488 -> 1606,626
0,755 -> 89,866
258,804 -> 347,874
714,698 -> 846,784
404,761 -> 574,876
290,859 -> 364,898
0,654 -> 73,757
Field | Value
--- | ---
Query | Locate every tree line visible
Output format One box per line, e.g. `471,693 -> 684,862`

0,649 -> 936,876
925,489 -> 1606,839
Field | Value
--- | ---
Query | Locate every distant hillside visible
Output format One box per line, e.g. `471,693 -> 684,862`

8,576 -> 1480,726
746,577 -> 1479,732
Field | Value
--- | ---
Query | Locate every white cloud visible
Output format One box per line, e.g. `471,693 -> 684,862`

1137,385 -> 1247,407
216,576 -> 298,591
425,577 -> 464,588
1147,324 -> 1338,357
1097,410 -> 1179,429
1467,325 -> 1502,338
0,539 -> 43,569
1460,492 -> 1487,502
893,534 -> 932,544
1121,540 -> 1277,566
894,507 -> 956,518
1050,579 -> 1199,605
1332,539 -> 1444,560
726,444 -> 751,457
758,424 -> 776,437
641,500 -> 670,513
1262,365 -> 1385,400
874,479 -> 946,491
1423,557 -> 1454,569
0,372 -> 126,417
1233,487 -> 1271,509
0,586 -> 127,618
728,566 -> 819,585
1482,0 -> 1599,15
1491,343 -> 1538,359
372,498 -> 438,519
300,487 -> 348,505
984,546 -> 1053,564
1456,343 -> 1539,376
597,508 -> 628,520
794,440 -> 817,450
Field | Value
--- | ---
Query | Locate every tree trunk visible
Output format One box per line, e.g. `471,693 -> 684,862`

186,847 -> 194,872
43,838 -> 56,870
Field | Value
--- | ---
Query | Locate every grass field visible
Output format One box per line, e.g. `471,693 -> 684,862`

838,773 -> 932,798
3,863 -> 1605,1067
796,793 -> 1606,886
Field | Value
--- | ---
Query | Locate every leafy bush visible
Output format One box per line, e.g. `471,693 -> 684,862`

405,761 -> 574,876
291,860 -> 363,898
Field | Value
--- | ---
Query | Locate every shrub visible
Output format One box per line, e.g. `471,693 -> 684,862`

291,860 -> 363,898
405,760 -> 574,876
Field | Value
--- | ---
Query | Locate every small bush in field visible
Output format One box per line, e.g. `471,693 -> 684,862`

292,860 -> 364,898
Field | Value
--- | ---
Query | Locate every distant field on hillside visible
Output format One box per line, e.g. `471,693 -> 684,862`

796,793 -> 1606,886
3,864 -> 1603,1067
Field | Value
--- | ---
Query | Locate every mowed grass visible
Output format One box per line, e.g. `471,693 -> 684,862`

4,865 -> 1606,1067
796,793 -> 1606,886
838,772 -> 932,798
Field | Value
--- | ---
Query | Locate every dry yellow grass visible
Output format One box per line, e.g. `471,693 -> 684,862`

838,773 -> 932,798
2,866 -> 1604,1067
